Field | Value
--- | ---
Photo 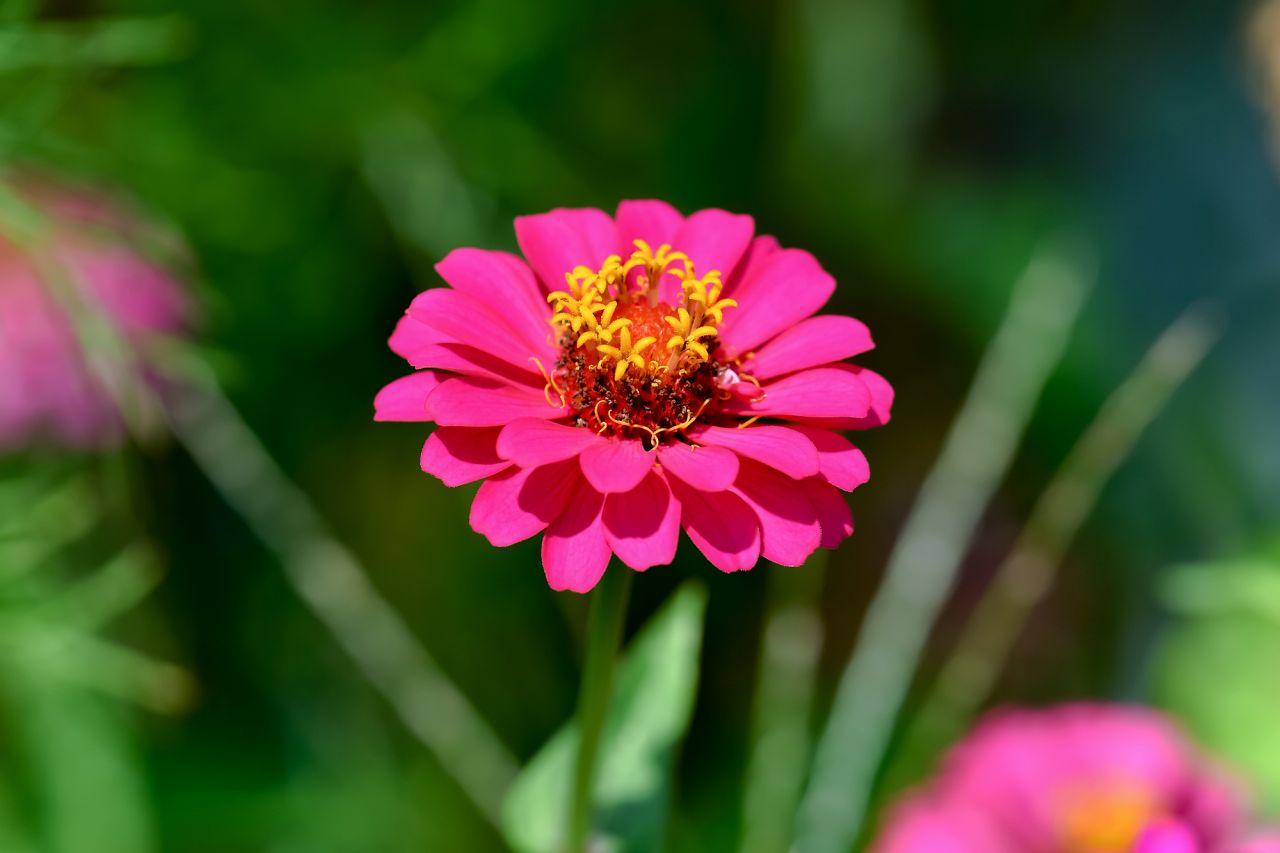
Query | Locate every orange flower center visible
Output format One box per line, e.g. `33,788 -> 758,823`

544,240 -> 750,447
1055,778 -> 1165,852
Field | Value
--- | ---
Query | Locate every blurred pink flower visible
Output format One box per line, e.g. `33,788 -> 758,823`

376,201 -> 891,592
871,704 -> 1277,853
0,177 -> 189,450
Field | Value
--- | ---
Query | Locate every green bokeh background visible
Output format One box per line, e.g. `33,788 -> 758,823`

3,0 -> 1280,850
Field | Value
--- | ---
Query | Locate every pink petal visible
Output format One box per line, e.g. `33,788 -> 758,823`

848,366 -> 894,429
427,376 -> 566,426
580,436 -> 656,494
724,365 -> 871,422
1135,821 -> 1199,853
668,476 -> 760,572
726,234 -> 781,295
469,459 -> 580,547
409,287 -> 549,369
497,417 -> 603,466
657,442 -> 739,492
374,372 -> 441,421
719,249 -> 835,357
541,478 -> 611,593
435,249 -> 552,352
389,313 -> 450,364
674,208 -> 754,279
419,427 -> 510,487
515,208 -> 618,291
602,470 -> 680,571
687,424 -> 820,480
747,315 -> 875,380
404,341 -> 544,387
802,477 -> 854,548
732,461 -> 821,566
785,425 -> 870,491
615,199 -> 682,250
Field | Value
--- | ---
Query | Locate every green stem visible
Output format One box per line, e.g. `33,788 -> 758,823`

567,566 -> 632,853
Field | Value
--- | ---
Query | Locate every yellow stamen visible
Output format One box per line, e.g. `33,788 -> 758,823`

596,326 -> 657,380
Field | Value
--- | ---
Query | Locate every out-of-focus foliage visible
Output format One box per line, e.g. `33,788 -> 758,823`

504,583 -> 706,853
1157,542 -> 1280,814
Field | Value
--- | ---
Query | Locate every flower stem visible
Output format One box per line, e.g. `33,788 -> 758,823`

567,566 -> 632,853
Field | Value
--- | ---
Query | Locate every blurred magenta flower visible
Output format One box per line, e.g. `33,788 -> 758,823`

871,704 -> 1280,853
376,200 -> 891,591
0,177 -> 189,450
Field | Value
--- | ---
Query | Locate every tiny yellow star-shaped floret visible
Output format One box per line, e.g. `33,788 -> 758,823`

596,325 -> 658,380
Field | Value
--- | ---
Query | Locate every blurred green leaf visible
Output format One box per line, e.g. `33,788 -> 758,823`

0,16 -> 191,73
503,582 -> 708,853
1156,555 -> 1280,813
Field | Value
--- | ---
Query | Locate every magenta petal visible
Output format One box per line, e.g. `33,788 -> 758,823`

719,249 -> 836,357
657,442 -> 739,492
497,417 -> 603,466
515,208 -> 618,291
542,478 -> 611,593
435,248 -> 552,349
802,477 -> 854,548
848,366 -> 894,429
389,313 -> 450,364
615,199 -> 682,250
727,235 -> 781,294
469,460 -> 579,547
1135,821 -> 1199,853
724,366 -> 871,421
409,342 -> 545,387
785,425 -> 870,491
419,427 -> 510,486
427,376 -> 566,426
687,424 -> 820,480
374,372 -> 441,422
732,461 -> 821,566
580,437 -> 656,494
674,208 -> 754,278
748,315 -> 875,380
668,476 -> 760,572
409,287 -> 550,368
603,470 -> 680,570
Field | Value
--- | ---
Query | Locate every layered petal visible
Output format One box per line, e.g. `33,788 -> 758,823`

603,470 -> 680,570
427,376 -> 566,426
374,371 -> 441,421
419,426 -> 509,486
674,208 -> 754,280
409,287 -> 548,369
668,475 -> 760,572
435,248 -> 553,348
687,424 -> 820,480
615,199 -> 682,250
785,425 -> 871,491
748,315 -> 874,380
802,476 -> 854,549
515,208 -> 618,291
732,460 -> 821,566
719,249 -> 835,357
848,366 -> 894,429
657,442 -> 739,492
497,417 -> 603,466
580,436 -> 656,494
724,365 -> 871,422
469,460 -> 579,547
542,478 -> 611,592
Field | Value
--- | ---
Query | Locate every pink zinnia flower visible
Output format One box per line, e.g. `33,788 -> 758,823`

376,201 -> 891,592
872,704 -> 1278,853
0,177 -> 189,450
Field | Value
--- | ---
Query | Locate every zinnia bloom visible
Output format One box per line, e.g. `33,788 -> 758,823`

376,201 -> 891,592
0,176 -> 189,450
873,704 -> 1278,853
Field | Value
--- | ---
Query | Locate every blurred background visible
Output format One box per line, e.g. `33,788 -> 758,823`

2,0 -> 1280,850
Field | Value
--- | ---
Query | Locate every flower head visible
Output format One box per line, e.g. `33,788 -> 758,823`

0,176 -> 190,451
872,704 -> 1277,853
376,201 -> 892,592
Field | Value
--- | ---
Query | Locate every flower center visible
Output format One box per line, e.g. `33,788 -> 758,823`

1056,778 -> 1164,852
545,240 -> 742,447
